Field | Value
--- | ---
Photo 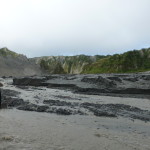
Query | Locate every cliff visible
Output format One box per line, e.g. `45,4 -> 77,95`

0,47 -> 150,76
31,55 -> 105,74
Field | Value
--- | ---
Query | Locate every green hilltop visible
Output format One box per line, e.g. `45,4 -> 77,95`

0,47 -> 20,57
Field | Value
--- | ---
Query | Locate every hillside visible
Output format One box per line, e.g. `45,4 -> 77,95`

0,47 -> 150,76
82,48 -> 150,73
31,55 -> 106,74
0,47 -> 44,77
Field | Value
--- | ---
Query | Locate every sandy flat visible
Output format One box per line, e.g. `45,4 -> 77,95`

0,78 -> 150,150
0,109 -> 150,150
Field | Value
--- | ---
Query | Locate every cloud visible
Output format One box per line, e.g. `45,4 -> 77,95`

0,0 -> 150,57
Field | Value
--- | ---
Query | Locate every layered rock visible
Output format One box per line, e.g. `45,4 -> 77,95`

13,73 -> 150,98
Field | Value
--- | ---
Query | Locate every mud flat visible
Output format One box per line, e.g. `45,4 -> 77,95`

0,109 -> 150,150
0,74 -> 150,150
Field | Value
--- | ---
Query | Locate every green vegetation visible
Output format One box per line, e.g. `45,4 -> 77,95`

1,47 -> 149,74
0,47 -> 19,57
63,55 -> 94,73
40,58 -> 65,74
82,48 -> 150,73
39,55 -> 105,74
40,48 -> 150,74
20,47 -> 150,74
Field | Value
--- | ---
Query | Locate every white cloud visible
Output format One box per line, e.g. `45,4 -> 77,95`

0,0 -> 150,57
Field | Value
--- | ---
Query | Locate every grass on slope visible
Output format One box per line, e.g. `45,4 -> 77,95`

40,55 -> 106,74
0,47 -> 19,57
82,48 -> 150,73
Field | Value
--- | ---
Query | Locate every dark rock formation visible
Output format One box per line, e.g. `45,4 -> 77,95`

81,76 -> 116,87
1,89 -> 22,109
13,73 -> 150,98
55,108 -> 73,115
0,83 -> 3,87
81,103 -> 150,122
17,103 -> 38,111
107,76 -> 122,82
1,85 -> 150,121
37,105 -> 49,112
43,100 -> 73,107
13,77 -> 48,86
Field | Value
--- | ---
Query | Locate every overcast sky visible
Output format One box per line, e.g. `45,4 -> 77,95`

0,0 -> 150,57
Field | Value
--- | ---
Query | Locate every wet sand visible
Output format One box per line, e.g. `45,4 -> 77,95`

0,109 -> 150,150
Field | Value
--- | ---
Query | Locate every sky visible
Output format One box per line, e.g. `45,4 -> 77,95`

0,0 -> 150,58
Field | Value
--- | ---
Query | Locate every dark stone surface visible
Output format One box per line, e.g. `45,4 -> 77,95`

81,76 -> 116,87
37,105 -> 49,112
141,75 -> 150,80
1,87 -> 150,121
81,103 -> 150,122
43,100 -> 74,107
55,108 -> 73,115
2,89 -> 20,97
1,89 -> 22,108
13,77 -> 48,86
7,98 -> 25,107
17,103 -> 38,111
123,77 -> 138,82
107,76 -> 122,82
0,83 -> 3,87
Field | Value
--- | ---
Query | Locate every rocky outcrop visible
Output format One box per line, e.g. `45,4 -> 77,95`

13,73 -> 150,98
81,76 -> 117,88
13,77 -> 48,86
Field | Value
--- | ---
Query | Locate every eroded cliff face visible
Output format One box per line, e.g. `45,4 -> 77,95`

31,55 -> 105,74
1,47 -> 150,76
0,47 -> 100,76
32,48 -> 150,74
0,48 -> 44,77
